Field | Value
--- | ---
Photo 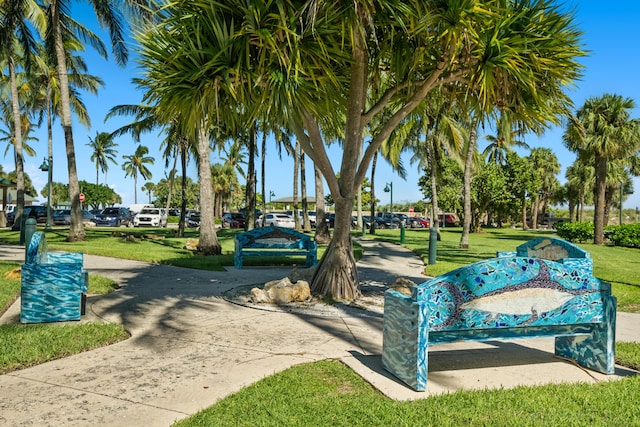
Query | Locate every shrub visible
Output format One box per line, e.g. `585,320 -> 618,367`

606,223 -> 640,248
555,221 -> 594,243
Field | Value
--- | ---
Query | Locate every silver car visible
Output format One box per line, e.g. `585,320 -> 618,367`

255,213 -> 295,228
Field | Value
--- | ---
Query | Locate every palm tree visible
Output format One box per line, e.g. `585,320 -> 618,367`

122,145 -> 154,204
87,131 -> 118,185
483,114 -> 529,165
528,148 -> 561,229
564,94 -> 640,244
44,0 -> 154,241
142,182 -> 155,204
565,158 -> 594,222
0,0 -> 45,230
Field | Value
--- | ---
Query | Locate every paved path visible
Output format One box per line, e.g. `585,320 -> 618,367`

0,239 -> 638,426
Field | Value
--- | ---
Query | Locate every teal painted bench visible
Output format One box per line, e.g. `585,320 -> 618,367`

234,226 -> 317,269
382,237 -> 616,391
20,232 -> 88,323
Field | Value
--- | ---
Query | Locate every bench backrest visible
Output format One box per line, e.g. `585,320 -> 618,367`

25,232 -> 48,265
235,226 -> 315,250
414,256 -> 609,332
498,237 -> 592,273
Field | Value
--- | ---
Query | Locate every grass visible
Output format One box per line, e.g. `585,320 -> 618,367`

0,322 -> 129,374
174,358 -> 640,427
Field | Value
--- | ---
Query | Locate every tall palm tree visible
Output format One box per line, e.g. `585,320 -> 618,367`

528,147 -> 561,229
44,0 -> 154,241
122,145 -> 154,204
87,131 -> 118,185
564,94 -> 640,244
565,158 -> 594,222
0,0 -> 45,230
483,114 -> 529,165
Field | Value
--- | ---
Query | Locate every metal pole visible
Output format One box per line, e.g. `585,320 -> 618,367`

45,156 -> 52,230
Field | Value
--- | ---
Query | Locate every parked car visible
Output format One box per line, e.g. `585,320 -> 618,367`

92,206 -> 132,227
133,207 -> 168,227
6,205 -> 48,227
53,209 -> 95,226
186,211 -> 200,227
410,217 -> 431,228
256,213 -> 295,228
222,212 -> 246,228
372,215 -> 398,229
437,213 -> 460,227
285,210 -> 316,227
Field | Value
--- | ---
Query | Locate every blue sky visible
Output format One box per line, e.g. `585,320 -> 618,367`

5,1 -> 640,212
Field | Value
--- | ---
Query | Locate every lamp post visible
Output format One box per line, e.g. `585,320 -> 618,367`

384,182 -> 393,212
39,156 -> 52,230
269,190 -> 275,210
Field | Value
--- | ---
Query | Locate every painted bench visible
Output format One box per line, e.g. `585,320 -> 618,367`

20,232 -> 88,323
234,226 -> 317,269
382,237 -> 616,391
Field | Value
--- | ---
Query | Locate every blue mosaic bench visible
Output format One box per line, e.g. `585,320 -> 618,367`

20,232 -> 88,323
382,237 -> 616,391
234,226 -> 317,269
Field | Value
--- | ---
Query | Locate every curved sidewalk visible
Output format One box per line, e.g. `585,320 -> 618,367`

0,240 -> 638,426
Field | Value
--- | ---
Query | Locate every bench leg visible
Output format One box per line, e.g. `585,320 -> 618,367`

555,295 -> 617,374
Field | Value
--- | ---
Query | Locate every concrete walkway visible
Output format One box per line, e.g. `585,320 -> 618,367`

0,239 -> 638,426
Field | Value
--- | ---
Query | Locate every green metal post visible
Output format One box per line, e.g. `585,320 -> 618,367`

428,226 -> 437,264
400,222 -> 405,244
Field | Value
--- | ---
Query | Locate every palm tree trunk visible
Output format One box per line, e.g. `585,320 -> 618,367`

245,126 -> 257,231
594,156 -> 607,244
293,140 -> 300,230
261,130 -> 266,224
311,195 -> 360,300
314,165 -> 331,244
369,150 -> 378,234
53,1 -> 84,241
133,174 -> 138,204
196,123 -> 221,254
300,152 -> 311,232
8,54 -> 25,232
178,142 -> 187,237
460,120 -> 477,248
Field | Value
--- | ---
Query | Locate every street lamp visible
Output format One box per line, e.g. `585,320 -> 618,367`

269,190 -> 275,209
39,156 -> 52,230
384,182 -> 393,212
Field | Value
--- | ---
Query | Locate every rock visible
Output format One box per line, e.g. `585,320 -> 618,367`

249,287 -> 271,304
389,277 -> 417,296
255,277 -> 312,305
5,267 -> 21,280
184,238 -> 199,251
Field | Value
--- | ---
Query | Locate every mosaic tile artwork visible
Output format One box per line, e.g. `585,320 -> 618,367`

234,226 -> 317,268
382,237 -> 616,391
20,232 -> 88,323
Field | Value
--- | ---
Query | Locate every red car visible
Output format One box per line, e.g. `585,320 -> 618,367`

410,217 -> 431,228
222,212 -> 246,228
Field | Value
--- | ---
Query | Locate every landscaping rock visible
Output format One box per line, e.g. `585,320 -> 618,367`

184,238 -> 198,251
389,277 -> 417,296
